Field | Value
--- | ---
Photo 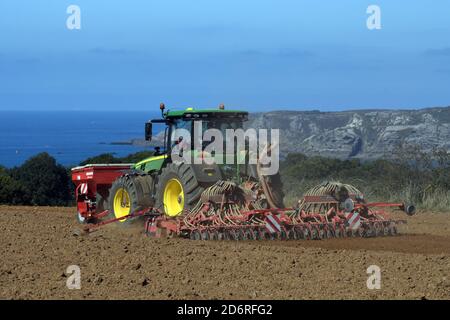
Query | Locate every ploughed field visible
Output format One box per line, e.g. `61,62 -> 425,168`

0,206 -> 449,299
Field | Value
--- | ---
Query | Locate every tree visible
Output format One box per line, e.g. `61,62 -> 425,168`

11,153 -> 72,206
0,167 -> 26,204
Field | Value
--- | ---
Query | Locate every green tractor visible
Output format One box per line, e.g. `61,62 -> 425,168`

107,103 -> 284,221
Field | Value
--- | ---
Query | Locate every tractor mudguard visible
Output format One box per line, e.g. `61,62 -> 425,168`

134,155 -> 168,173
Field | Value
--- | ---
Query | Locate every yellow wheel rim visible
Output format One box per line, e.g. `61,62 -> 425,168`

163,178 -> 184,217
113,188 -> 131,222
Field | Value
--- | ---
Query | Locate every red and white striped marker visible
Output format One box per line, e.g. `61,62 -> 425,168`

265,214 -> 282,234
79,183 -> 88,194
345,211 -> 361,230
145,218 -> 158,238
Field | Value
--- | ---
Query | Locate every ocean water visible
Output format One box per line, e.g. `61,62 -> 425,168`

0,111 -> 163,168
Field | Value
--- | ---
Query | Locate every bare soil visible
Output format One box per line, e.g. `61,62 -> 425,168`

0,206 -> 449,300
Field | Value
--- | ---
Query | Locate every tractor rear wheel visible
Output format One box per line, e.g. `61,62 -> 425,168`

108,174 -> 154,224
156,163 -> 204,217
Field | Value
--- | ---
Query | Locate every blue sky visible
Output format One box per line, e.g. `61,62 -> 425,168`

0,0 -> 449,112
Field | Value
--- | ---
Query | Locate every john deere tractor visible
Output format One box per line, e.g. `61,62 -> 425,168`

106,103 -> 284,221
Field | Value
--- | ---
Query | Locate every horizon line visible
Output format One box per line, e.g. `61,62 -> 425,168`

1,104 -> 449,113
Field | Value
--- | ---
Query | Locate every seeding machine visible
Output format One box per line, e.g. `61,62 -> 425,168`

72,104 -> 415,240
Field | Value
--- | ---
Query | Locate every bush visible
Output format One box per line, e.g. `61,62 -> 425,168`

0,167 -> 26,205
10,153 -> 72,206
280,147 -> 450,211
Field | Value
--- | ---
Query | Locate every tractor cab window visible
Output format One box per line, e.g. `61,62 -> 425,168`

200,118 -> 243,136
169,117 -> 244,151
170,119 -> 192,147
196,118 -> 245,153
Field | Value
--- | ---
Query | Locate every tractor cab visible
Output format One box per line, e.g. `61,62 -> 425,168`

136,104 -> 249,174
145,103 -> 248,155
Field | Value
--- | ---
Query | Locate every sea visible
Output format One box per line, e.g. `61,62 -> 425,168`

0,111 -> 164,168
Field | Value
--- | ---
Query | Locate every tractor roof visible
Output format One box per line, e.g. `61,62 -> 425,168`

165,108 -> 248,119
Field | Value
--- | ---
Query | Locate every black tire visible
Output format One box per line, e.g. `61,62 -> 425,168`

108,174 -> 154,225
155,163 -> 204,216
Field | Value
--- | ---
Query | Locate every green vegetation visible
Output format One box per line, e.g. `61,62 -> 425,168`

1,153 -> 71,206
0,146 -> 449,211
0,166 -> 26,205
281,144 -> 450,211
